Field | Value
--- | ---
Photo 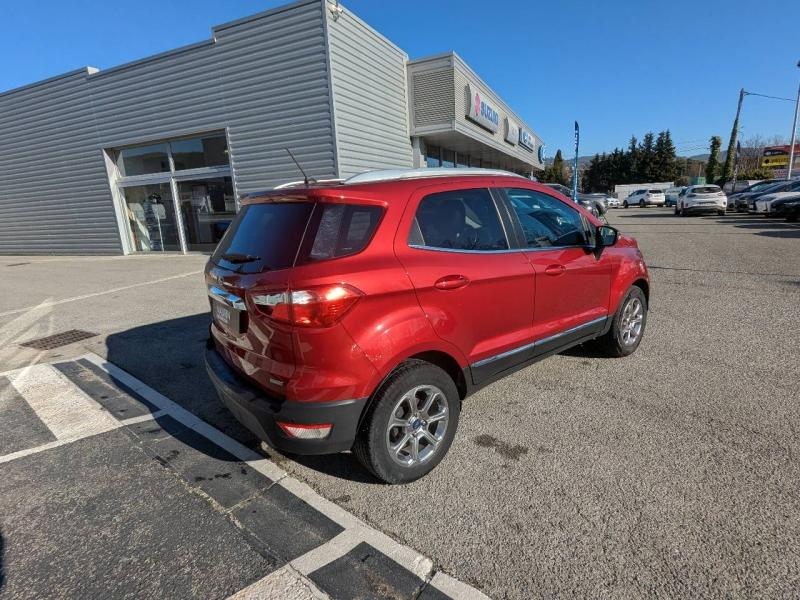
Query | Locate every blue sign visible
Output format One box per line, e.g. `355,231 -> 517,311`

519,129 -> 535,151
538,144 -> 546,163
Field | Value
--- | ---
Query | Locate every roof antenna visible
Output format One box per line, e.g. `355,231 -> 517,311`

285,148 -> 314,186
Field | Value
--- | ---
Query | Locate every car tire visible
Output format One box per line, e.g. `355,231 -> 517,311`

596,286 -> 648,358
353,360 -> 460,484
680,207 -> 687,216
623,201 -> 628,209
674,207 -> 679,216
639,199 -> 646,208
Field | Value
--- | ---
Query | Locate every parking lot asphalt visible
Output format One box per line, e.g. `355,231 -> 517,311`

1,208 -> 799,598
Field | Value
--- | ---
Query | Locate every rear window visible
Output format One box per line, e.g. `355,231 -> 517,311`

211,202 -> 314,273
212,201 -> 384,272
692,186 -> 720,194
303,203 -> 383,262
648,189 -> 664,194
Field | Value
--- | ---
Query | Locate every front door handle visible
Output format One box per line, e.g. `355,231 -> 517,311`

544,264 -> 566,276
434,274 -> 470,290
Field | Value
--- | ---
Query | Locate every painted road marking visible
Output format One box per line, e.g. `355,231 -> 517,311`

6,364 -> 119,440
1,354 -> 491,599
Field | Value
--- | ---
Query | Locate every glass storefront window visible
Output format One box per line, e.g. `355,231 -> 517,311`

122,183 -> 181,251
441,149 -> 455,168
425,145 -> 441,168
171,134 -> 228,171
456,153 -> 469,168
470,156 -> 482,168
177,177 -> 236,251
117,144 -> 170,177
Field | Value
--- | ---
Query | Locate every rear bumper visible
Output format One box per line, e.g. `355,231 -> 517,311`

683,204 -> 724,213
204,346 -> 367,455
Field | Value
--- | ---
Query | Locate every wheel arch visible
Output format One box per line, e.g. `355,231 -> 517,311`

632,278 -> 650,304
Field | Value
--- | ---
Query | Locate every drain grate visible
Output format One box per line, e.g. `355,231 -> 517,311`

20,329 -> 98,350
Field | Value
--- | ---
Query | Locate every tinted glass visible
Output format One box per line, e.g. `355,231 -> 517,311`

171,134 -> 228,170
306,203 -> 383,262
692,186 -> 720,194
211,202 -> 314,273
425,145 -> 441,168
648,189 -> 664,194
505,188 -> 587,248
411,188 -> 508,251
117,144 -> 170,176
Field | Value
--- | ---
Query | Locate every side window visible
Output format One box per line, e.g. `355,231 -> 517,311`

410,188 -> 508,251
305,203 -> 383,262
504,188 -> 587,248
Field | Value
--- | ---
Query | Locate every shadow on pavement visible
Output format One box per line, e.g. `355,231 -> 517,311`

104,313 -> 377,482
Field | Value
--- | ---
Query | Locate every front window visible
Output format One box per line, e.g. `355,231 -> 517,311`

117,144 -> 170,176
505,188 -> 587,248
410,188 -> 508,251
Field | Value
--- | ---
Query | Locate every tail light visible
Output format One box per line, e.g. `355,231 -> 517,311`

251,284 -> 363,327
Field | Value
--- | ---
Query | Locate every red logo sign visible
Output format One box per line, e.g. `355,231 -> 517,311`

474,92 -> 481,117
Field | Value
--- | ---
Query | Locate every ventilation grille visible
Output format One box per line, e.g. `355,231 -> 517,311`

20,329 -> 98,350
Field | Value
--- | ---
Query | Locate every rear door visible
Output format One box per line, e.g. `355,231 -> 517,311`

499,187 -> 612,355
394,183 -> 535,383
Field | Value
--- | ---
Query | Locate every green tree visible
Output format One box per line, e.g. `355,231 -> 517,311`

549,149 -> 567,186
654,130 -> 677,181
625,136 -> 639,182
638,133 -> 656,181
705,136 -> 722,184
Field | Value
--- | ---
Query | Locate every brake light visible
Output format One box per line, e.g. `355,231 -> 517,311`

251,284 -> 363,327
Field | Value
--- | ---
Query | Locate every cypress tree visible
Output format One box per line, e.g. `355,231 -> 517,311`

705,136 -> 722,184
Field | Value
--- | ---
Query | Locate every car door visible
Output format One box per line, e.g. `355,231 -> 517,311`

499,187 -> 612,355
394,184 -> 536,383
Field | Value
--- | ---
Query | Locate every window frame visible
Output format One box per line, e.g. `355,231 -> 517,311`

496,186 -> 594,251
406,186 -> 516,254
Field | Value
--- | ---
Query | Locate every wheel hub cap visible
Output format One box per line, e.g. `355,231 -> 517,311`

386,384 -> 449,467
620,297 -> 644,346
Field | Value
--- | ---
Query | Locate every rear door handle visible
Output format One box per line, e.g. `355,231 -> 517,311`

544,264 -> 566,276
434,275 -> 470,290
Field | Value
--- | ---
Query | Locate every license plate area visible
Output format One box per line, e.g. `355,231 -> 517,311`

209,286 -> 247,335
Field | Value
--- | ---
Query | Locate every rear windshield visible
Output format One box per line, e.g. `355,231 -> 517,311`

692,186 -> 720,194
649,189 -> 664,194
211,200 -> 383,273
211,202 -> 314,273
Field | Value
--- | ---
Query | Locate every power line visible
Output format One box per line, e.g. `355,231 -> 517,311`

744,91 -> 795,102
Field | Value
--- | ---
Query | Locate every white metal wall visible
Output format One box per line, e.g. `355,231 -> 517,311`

0,0 -> 337,255
325,4 -> 413,178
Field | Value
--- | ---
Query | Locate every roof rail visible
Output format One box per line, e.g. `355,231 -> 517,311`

344,168 -> 527,185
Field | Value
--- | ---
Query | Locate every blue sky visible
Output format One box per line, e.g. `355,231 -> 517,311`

3,0 -> 798,157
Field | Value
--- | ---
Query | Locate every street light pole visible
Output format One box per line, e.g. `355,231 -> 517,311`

787,60 -> 800,180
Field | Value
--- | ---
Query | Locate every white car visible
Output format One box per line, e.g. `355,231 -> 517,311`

675,184 -> 727,216
753,190 -> 800,216
606,197 -> 620,208
623,188 -> 666,208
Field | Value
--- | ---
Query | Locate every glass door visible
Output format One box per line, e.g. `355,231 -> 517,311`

176,176 -> 236,252
122,183 -> 181,252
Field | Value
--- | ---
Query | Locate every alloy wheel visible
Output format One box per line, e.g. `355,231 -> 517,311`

386,385 -> 449,467
620,297 -> 644,346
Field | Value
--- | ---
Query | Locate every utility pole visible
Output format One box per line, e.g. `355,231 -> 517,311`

787,60 -> 800,179
721,88 -> 745,184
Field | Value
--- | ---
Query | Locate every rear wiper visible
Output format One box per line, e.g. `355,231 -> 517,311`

221,253 -> 260,264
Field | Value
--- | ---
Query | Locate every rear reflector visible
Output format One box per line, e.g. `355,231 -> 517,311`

277,422 -> 333,439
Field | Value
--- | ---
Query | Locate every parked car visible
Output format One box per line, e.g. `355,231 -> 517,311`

664,187 -> 685,207
751,179 -> 800,215
771,194 -> 800,221
674,184 -> 727,216
729,179 -> 787,212
623,188 -> 666,208
542,183 -> 607,216
606,196 -> 620,208
204,168 -> 650,483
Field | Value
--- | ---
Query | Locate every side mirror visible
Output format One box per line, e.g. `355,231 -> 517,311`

596,225 -> 618,248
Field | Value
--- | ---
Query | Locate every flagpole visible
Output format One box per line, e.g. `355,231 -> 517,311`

572,121 -> 579,202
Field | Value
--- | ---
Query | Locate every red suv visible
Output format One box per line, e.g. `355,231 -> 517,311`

204,170 -> 650,483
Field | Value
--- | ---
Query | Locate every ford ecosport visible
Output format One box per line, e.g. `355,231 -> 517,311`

204,169 -> 650,483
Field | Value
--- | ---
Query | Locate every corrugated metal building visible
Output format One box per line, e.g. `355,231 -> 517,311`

0,0 -> 544,255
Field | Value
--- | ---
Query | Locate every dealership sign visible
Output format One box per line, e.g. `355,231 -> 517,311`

504,118 -> 519,145
466,84 -> 499,133
519,128 -> 535,151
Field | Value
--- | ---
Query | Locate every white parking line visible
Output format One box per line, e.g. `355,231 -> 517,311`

6,364 -> 119,440
0,270 -> 203,318
227,565 -> 329,600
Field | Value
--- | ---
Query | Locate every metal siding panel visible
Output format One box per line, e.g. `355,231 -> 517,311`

326,7 -> 412,178
0,72 -> 121,255
0,0 -> 337,254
